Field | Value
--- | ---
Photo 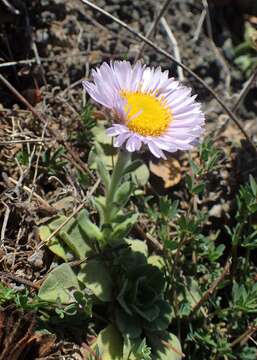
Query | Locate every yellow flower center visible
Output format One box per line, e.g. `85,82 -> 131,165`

121,91 -> 172,136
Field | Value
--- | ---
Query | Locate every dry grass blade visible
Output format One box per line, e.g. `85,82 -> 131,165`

135,0 -> 172,61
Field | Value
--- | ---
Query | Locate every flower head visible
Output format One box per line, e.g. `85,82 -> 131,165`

83,61 -> 205,159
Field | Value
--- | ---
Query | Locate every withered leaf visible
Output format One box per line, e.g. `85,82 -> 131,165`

149,157 -> 181,189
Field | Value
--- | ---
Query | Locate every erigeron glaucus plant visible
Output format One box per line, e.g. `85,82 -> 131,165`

83,60 -> 205,159
38,61 -> 205,360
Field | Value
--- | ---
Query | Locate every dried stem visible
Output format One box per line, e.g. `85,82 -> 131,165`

0,270 -> 39,289
7,176 -> 52,208
135,0 -> 172,61
191,259 -> 231,314
160,17 -> 184,81
233,66 -> 257,113
0,138 -> 50,145
231,324 -> 257,348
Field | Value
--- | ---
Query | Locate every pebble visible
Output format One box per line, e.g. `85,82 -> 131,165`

28,250 -> 44,269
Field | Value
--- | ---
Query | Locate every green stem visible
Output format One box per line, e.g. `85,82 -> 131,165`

104,150 -> 131,224
244,248 -> 251,275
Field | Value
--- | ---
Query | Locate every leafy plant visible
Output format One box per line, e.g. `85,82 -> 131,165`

34,126 -> 257,359
234,22 -> 257,77
41,147 -> 67,176
74,103 -> 96,146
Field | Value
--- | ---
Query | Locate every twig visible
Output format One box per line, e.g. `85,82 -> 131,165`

215,66 -> 257,137
249,336 -> 257,347
0,51 -> 123,69
134,224 -> 163,252
203,0 -> 231,92
0,138 -> 50,145
0,59 -> 37,68
7,176 -> 52,208
160,17 -> 184,81
193,7 -> 207,42
80,0 -> 256,150
1,202 -> 10,245
37,178 -> 101,249
146,232 -> 164,252
135,0 -> 172,61
231,324 -> 257,348
233,66 -> 257,113
0,73 -> 45,120
0,271 -> 39,289
191,259 -> 231,314
60,78 -> 86,97
31,41 -> 47,86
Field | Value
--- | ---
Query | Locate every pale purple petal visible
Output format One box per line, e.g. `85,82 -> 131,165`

83,60 -> 205,159
126,135 -> 142,152
145,139 -> 166,159
114,132 -> 131,147
106,124 -> 128,136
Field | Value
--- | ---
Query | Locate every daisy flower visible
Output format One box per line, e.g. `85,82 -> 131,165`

83,61 -> 205,159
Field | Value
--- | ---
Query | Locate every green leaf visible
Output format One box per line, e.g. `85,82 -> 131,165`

249,175 -> 257,197
189,159 -> 199,175
117,279 -> 132,315
192,182 -> 205,195
113,181 -> 133,208
76,209 -> 103,243
130,265 -> 165,296
111,214 -> 138,243
148,331 -> 183,360
93,196 -> 106,226
115,307 -> 142,339
42,210 -> 100,259
48,215 -> 73,232
91,125 -> 113,145
119,239 -> 148,270
185,174 -> 193,192
184,278 -> 202,313
131,163 -> 149,186
88,137 -> 117,170
38,263 -> 79,304
126,238 -> 148,258
123,337 -> 152,360
91,324 -> 123,360
242,229 -> 257,249
123,159 -> 143,176
38,225 -> 67,261
78,259 -> 112,302
147,255 -> 165,270
133,303 -> 160,322
143,300 -> 172,331
96,157 -> 110,188
95,143 -> 110,188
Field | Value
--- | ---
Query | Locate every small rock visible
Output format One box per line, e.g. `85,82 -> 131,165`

28,250 -> 44,269
209,204 -> 223,218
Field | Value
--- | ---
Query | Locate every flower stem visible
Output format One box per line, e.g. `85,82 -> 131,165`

104,150 -> 131,224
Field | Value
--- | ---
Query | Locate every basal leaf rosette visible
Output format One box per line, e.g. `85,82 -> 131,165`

115,263 -> 172,339
83,61 -> 205,159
